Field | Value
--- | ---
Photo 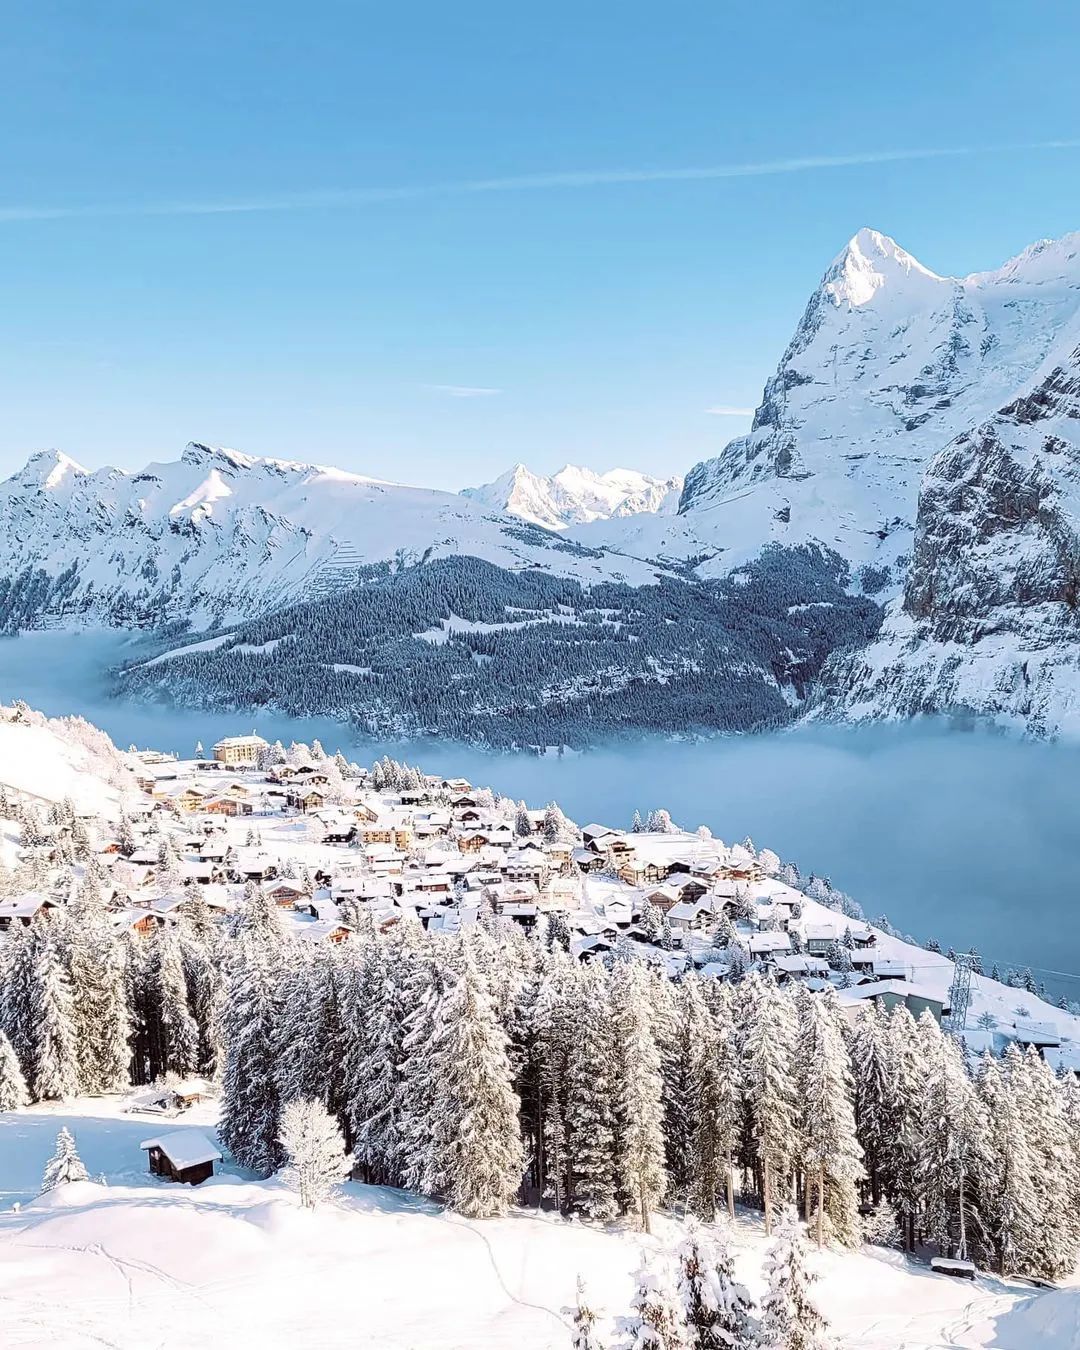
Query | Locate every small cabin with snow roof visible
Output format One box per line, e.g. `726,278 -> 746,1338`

141,1130 -> 222,1185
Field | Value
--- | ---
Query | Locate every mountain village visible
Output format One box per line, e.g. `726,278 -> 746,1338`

0,706 -> 1073,1066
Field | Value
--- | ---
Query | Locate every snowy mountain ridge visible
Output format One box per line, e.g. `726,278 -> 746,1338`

4,226 -> 1080,735
462,462 -> 682,530
0,442 -> 674,630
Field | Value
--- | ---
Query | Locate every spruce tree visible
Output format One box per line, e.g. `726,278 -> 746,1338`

610,961 -> 667,1230
563,963 -> 618,1221
676,1222 -> 757,1350
914,1012 -> 986,1261
67,882 -> 131,1095
41,1126 -> 89,1191
29,926 -> 79,1102
758,1207 -> 831,1350
154,927 -> 200,1080
570,1277 -> 606,1350
686,980 -> 739,1222
218,937 -> 284,1174
849,1004 -> 892,1207
795,990 -> 863,1246
344,933 -> 405,1183
620,1255 -> 687,1350
425,941 -> 525,1217
741,975 -> 798,1231
0,1029 -> 30,1109
977,1053 -> 1040,1275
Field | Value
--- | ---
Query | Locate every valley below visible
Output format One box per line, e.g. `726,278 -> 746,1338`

3,627 -> 1079,989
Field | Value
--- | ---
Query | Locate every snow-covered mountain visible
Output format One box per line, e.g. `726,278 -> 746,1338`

674,228 -> 1080,583
0,443 -> 671,630
462,462 -> 681,530
4,226 -> 1080,737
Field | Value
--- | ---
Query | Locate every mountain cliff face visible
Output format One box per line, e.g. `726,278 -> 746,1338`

676,228 -> 1080,586
823,335 -> 1080,735
0,444 -> 672,631
462,463 -> 681,530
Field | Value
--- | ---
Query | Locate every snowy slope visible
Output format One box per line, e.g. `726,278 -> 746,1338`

1,1096 -> 1070,1350
463,462 -> 682,530
669,228 -> 1080,581
0,704 -> 139,817
0,444 -> 672,630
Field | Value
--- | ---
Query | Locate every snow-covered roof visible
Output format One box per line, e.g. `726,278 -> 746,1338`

140,1130 -> 222,1169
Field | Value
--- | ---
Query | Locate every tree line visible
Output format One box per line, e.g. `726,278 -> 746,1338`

118,548 -> 882,747
4,880 -> 1079,1282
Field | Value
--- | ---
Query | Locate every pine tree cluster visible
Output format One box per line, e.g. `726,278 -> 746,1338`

118,548 -> 883,747
5,886 -> 1080,1280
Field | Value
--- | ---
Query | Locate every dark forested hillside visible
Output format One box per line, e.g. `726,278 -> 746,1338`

118,548 -> 882,747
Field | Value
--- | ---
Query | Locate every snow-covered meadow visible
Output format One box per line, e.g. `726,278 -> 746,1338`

1,1095 -> 1074,1350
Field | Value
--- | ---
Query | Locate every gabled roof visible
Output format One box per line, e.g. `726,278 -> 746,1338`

140,1130 -> 222,1169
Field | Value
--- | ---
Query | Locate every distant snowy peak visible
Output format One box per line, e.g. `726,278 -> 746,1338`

0,443 -> 672,631
463,462 -> 682,530
822,227 -> 943,308
676,226 -> 1080,577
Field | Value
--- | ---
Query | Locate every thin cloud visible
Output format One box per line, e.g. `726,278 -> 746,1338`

426,384 -> 502,399
706,405 -> 754,417
2,139 -> 1078,222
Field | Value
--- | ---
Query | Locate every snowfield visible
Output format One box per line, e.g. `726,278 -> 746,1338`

0,1096 -> 1074,1350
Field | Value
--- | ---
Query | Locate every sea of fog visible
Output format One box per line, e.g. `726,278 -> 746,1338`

1,629 -> 1078,993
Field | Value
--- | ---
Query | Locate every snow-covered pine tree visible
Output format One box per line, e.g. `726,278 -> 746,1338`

563,962 -> 618,1221
396,947 -> 449,1196
741,974 -> 798,1233
610,960 -> 667,1230
977,1053 -> 1041,1275
178,902 -> 222,1076
235,878 -> 285,945
279,1097 -> 347,1209
533,948 -> 578,1210
676,1221 -> 757,1350
849,1003 -> 893,1207
424,939 -> 525,1217
66,882 -> 131,1095
569,1276 -> 606,1350
276,947 -> 330,1106
795,989 -> 863,1246
218,937 -> 285,1175
880,1006 -> 924,1250
913,1011 -> 987,1262
0,921 -> 38,1086
29,923 -> 79,1102
686,980 -> 739,1222
1005,1044 -> 1080,1279
343,934 -> 397,1181
153,926 -> 200,1080
41,1126 -> 89,1191
543,802 -> 578,844
758,1207 -> 831,1350
619,1254 -> 687,1350
0,1028 -> 30,1109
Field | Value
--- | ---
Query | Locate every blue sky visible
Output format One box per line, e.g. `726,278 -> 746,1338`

2,1 -> 1079,490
